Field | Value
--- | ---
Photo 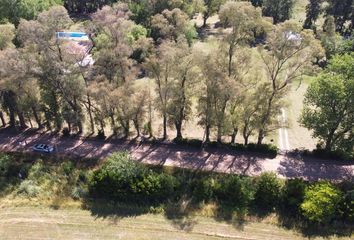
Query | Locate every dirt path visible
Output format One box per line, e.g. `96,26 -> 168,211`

0,129 -> 352,181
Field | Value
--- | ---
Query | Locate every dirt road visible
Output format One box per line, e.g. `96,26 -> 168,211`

0,129 -> 352,181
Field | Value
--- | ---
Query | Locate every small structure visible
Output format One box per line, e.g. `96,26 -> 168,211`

56,31 -> 94,66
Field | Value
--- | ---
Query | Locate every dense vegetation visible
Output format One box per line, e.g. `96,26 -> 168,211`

0,152 -> 353,235
0,1 -> 353,157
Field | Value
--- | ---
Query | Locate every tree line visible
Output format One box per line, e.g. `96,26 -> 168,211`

0,1 -> 353,157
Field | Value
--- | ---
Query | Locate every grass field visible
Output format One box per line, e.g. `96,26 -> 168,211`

0,206 -> 350,240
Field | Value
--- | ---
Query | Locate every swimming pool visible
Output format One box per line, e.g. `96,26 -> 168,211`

56,32 -> 90,41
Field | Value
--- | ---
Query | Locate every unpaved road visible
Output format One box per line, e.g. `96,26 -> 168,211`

0,129 -> 352,181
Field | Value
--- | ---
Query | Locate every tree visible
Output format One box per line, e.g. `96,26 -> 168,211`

201,0 -> 225,27
303,0 -> 323,30
166,39 -> 199,140
300,54 -> 354,154
326,0 -> 353,34
0,0 -> 63,24
18,6 -> 85,132
151,8 -> 197,45
262,0 -> 295,24
301,182 -> 343,223
145,39 -> 196,140
256,21 -> 323,145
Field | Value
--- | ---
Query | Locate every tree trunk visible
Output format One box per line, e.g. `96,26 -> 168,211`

243,125 -> 249,145
0,111 -> 5,127
205,124 -> 211,143
230,127 -> 238,144
77,120 -> 83,134
175,121 -> 183,140
134,119 -> 140,137
162,114 -> 167,140
217,125 -> 223,143
87,96 -> 95,134
110,113 -> 116,135
32,107 -> 42,129
203,14 -> 208,28
18,112 -> 27,129
257,129 -> 264,145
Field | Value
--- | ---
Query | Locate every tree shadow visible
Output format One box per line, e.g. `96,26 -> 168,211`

277,154 -> 353,181
81,198 -> 151,224
164,197 -> 198,232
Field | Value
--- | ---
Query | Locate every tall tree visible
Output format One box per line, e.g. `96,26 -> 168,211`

257,21 -> 324,145
18,6 -> 85,132
303,0 -> 323,30
201,0 -> 225,28
262,0 -> 295,24
301,53 -> 354,153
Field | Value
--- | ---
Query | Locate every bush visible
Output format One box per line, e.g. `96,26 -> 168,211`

301,182 -> 343,223
338,190 -> 354,223
280,178 -> 307,216
60,161 -> 75,176
89,152 -> 178,203
192,177 -> 215,203
0,154 -> 12,177
17,180 -> 41,198
71,185 -> 88,200
215,175 -> 255,209
254,172 -> 282,211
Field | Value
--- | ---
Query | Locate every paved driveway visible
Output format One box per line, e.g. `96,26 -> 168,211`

0,129 -> 352,181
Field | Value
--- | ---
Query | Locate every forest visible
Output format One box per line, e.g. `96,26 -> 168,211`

0,0 -> 353,158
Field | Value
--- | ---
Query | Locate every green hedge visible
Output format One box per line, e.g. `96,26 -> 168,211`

89,152 -> 179,203
173,138 -> 278,157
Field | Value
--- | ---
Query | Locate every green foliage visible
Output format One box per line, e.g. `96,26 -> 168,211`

280,178 -> 307,216
0,0 -> 63,24
0,153 -> 13,177
338,190 -> 354,223
261,0 -> 295,24
192,177 -> 215,203
254,172 -> 282,211
89,152 -> 178,203
215,175 -> 255,209
17,179 -> 41,197
301,53 -> 354,156
301,182 -> 343,223
303,0 -> 323,29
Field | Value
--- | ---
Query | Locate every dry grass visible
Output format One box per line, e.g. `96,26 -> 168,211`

1,206 -> 349,240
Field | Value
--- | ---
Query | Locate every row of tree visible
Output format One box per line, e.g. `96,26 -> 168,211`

0,2 -> 323,148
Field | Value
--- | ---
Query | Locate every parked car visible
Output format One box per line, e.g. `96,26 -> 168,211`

32,144 -> 55,153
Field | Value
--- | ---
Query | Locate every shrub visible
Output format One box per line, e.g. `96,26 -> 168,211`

301,182 -> 343,223
60,161 -> 75,176
89,152 -> 178,203
254,172 -> 282,211
216,175 -> 255,209
17,180 -> 41,198
338,190 -> 354,223
280,178 -> 307,216
0,154 -> 12,177
192,177 -> 215,203
71,185 -> 88,200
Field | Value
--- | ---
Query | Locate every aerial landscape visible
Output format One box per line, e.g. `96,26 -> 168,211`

0,0 -> 353,239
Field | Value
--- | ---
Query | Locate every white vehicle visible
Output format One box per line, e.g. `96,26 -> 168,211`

32,144 -> 55,153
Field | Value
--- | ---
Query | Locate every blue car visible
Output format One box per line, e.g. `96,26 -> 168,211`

32,144 -> 55,153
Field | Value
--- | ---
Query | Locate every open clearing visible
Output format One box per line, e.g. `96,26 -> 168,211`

0,206 -> 350,240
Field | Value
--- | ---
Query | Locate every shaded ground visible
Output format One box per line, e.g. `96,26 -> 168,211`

0,128 -> 352,181
1,206 -> 350,240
